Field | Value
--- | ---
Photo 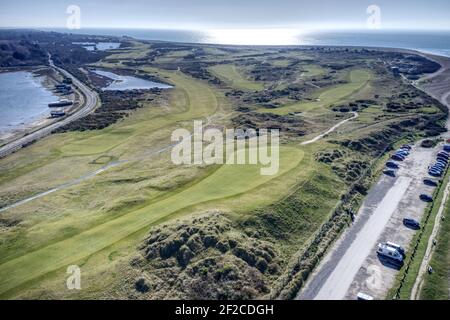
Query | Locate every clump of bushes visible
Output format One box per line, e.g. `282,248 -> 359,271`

128,212 -> 280,299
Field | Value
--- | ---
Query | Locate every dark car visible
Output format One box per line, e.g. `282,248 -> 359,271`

423,179 -> 438,187
433,163 -> 446,170
429,170 -> 442,177
437,152 -> 449,159
386,161 -> 399,169
403,218 -> 421,229
401,144 -> 412,150
392,154 -> 405,161
420,194 -> 433,202
383,169 -> 396,177
430,166 -> 443,174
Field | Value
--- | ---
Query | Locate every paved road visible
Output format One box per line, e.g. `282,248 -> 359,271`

0,57 -> 99,158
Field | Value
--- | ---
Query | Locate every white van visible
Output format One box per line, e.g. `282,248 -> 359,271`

357,292 -> 374,300
386,242 -> 405,256
377,243 -> 403,262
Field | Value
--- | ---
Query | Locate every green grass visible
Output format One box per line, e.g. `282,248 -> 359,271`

0,146 -> 302,297
300,64 -> 326,78
271,59 -> 291,67
419,198 -> 450,299
209,64 -> 265,91
259,69 -> 372,115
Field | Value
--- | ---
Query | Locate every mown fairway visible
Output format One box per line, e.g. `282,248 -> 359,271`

209,64 -> 265,91
260,69 -> 372,115
60,70 -> 219,156
0,146 -> 302,297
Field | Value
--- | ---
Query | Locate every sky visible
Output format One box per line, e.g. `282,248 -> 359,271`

0,0 -> 449,31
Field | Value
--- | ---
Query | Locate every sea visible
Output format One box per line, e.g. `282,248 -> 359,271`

45,28 -> 450,57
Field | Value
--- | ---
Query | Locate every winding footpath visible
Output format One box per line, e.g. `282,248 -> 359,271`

0,56 -> 99,158
301,111 -> 358,145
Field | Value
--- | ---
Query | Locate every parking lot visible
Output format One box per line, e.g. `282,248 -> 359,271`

298,142 -> 442,300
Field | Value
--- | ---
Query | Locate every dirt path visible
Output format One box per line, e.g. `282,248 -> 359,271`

301,111 -> 358,145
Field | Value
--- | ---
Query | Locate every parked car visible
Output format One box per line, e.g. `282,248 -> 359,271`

443,144 -> 450,152
437,152 -> 449,159
392,154 -> 405,161
420,194 -> 433,202
437,155 -> 449,162
430,166 -> 443,174
431,164 -> 443,171
401,144 -> 412,150
423,179 -> 438,187
357,292 -> 374,300
377,243 -> 403,263
386,161 -> 399,169
403,218 -> 421,229
383,169 -> 396,177
396,150 -> 409,156
429,170 -> 442,177
386,242 -> 406,256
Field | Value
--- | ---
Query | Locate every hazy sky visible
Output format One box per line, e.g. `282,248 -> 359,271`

1,0 -> 449,30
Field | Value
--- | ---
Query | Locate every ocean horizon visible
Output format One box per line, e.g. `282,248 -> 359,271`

40,28 -> 450,57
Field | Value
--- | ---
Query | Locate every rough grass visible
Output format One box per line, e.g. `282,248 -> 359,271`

300,64 -> 326,78
259,69 -> 372,115
209,64 -> 265,91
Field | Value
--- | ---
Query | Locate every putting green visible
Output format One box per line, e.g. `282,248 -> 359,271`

0,146 -> 303,297
260,69 -> 371,115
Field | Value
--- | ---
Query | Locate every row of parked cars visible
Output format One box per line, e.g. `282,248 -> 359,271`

428,147 -> 450,177
376,145 -> 415,268
383,144 -> 412,177
360,144 -> 449,300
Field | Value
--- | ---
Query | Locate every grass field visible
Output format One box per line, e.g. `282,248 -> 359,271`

209,64 -> 265,91
260,69 -> 372,115
0,146 -> 303,297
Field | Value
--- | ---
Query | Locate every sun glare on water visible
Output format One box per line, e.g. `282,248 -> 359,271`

205,28 -> 302,45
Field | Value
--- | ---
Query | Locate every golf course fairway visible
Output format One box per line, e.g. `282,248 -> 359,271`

0,146 -> 303,297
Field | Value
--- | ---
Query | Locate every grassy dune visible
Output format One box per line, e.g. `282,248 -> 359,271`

260,69 -> 372,115
209,64 -> 265,91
